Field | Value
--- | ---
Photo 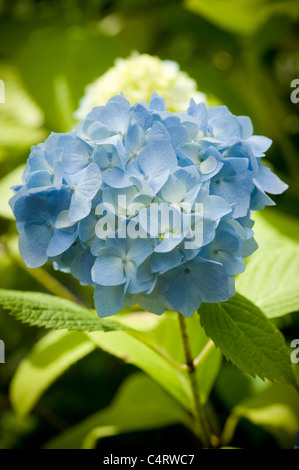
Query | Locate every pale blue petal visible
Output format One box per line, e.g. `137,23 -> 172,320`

94,285 -> 125,317
255,164 -> 288,195
46,228 -> 77,257
138,142 -> 177,178
127,238 -> 153,266
149,92 -> 166,111
19,225 -> 51,268
92,254 -> 125,286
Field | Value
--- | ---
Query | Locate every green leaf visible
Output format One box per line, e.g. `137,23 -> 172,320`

3,289 -> 219,417
87,326 -> 193,412
199,293 -> 297,388
8,310 -> 220,419
0,165 -> 25,219
0,289 -> 126,332
7,307 -> 193,417
146,312 -> 222,403
185,0 -> 299,36
45,373 -> 191,449
87,311 -> 222,411
255,209 -> 299,245
10,330 -> 96,418
215,362 -> 269,410
223,384 -> 299,448
236,245 -> 299,318
236,211 -> 299,318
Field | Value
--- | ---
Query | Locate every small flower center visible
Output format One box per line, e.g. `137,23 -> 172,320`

45,221 -> 53,230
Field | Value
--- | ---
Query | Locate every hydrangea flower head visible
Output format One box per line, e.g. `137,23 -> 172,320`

10,93 -> 287,318
75,52 -> 207,118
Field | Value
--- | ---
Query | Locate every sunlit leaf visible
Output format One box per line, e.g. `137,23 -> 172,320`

199,294 -> 297,388
237,211 -> 299,318
223,384 -> 299,448
145,312 -> 222,404
0,289 -> 126,332
45,373 -> 191,449
185,0 -> 299,35
10,330 -> 96,418
88,325 -> 193,412
8,309 -> 221,419
0,165 -> 25,219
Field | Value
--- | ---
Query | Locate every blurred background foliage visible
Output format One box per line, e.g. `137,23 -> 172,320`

0,0 -> 299,450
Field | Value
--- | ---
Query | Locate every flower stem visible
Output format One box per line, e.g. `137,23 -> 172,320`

193,339 -> 215,368
2,239 -> 82,305
177,312 -> 211,448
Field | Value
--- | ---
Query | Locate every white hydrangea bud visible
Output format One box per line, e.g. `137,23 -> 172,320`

75,51 -> 207,119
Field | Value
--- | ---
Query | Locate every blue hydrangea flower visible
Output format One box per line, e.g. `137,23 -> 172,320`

10,93 -> 287,318
11,188 -> 77,268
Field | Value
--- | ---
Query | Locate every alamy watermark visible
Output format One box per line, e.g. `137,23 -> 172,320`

0,79 -> 4,104
290,79 -> 299,104
92,197 -> 204,249
291,339 -> 299,364
0,339 -> 5,364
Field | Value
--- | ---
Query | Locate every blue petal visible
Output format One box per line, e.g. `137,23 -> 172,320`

125,124 -> 145,154
149,92 -> 166,111
255,164 -> 288,195
46,227 -> 77,257
92,254 -> 125,286
19,225 -> 52,268
94,285 -> 125,317
71,250 -> 95,285
69,192 -> 92,222
193,259 -> 230,303
151,249 -> 183,273
166,271 -> 202,317
248,136 -> 272,157
138,142 -> 177,178
127,238 -> 153,266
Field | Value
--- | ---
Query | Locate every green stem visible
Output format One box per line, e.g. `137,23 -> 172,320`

177,312 -> 211,447
19,262 -> 82,305
3,240 -> 82,305
126,330 -> 188,372
193,339 -> 215,368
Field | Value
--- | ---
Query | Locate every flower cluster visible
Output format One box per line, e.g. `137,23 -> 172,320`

75,52 -> 207,119
10,93 -> 287,317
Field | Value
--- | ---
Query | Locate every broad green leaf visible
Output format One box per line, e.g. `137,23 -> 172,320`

88,327 -> 193,412
0,165 -> 25,219
199,293 -> 297,388
8,310 -> 220,419
185,0 -> 299,36
236,245 -> 299,318
45,373 -> 191,449
10,330 -> 96,418
255,209 -> 299,245
146,312 -> 222,403
88,311 -> 222,411
251,210 -> 299,250
7,307 -> 193,416
0,289 -> 126,332
236,211 -> 299,318
223,384 -> 299,448
215,362 -> 269,410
